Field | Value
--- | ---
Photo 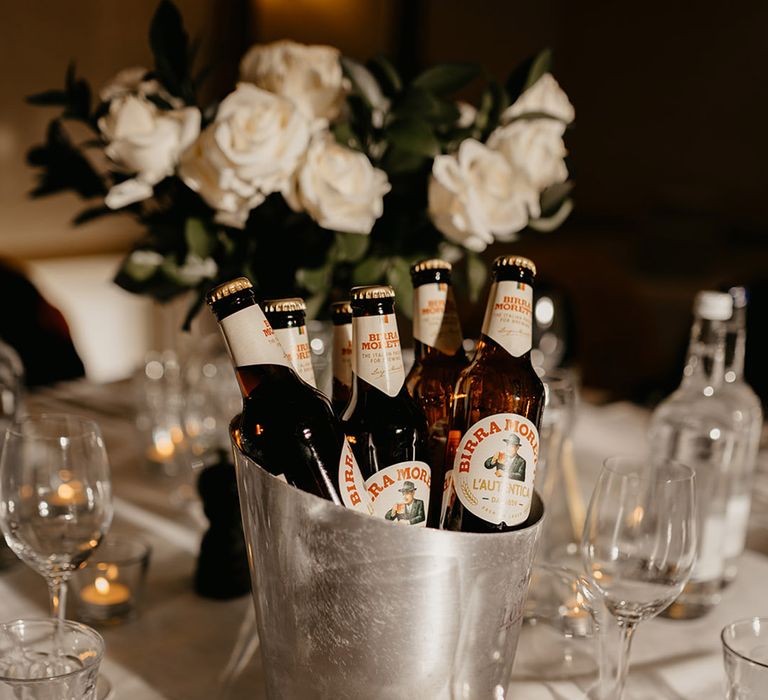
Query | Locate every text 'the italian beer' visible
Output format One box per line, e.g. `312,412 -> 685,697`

442,257 -> 544,533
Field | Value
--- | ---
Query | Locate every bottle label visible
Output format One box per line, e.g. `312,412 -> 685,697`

413,283 -> 463,355
274,326 -> 316,387
353,314 -> 405,397
453,413 -> 538,526
338,439 -> 373,515
691,513 -> 726,582
365,461 -> 431,527
220,304 -> 291,369
481,281 -> 533,357
723,494 -> 751,559
332,323 -> 353,388
440,469 -> 454,526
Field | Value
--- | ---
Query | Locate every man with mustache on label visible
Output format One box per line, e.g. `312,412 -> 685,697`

484,435 -> 526,482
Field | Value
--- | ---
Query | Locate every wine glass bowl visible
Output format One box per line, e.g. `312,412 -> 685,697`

581,456 -> 697,698
0,414 -> 113,619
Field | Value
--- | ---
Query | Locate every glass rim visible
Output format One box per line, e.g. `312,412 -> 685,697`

87,535 -> 152,566
721,617 -> 768,669
602,456 -> 694,484
0,618 -> 105,683
4,413 -> 102,441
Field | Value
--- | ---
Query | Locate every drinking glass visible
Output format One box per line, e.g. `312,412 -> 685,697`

0,414 -> 113,620
0,618 -> 104,699
722,617 -> 768,699
581,456 -> 697,699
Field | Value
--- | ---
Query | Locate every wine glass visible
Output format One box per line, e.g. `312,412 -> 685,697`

0,414 -> 113,620
581,456 -> 696,699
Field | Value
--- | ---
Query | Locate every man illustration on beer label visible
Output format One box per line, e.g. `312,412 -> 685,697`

385,481 -> 426,525
484,435 -> 526,481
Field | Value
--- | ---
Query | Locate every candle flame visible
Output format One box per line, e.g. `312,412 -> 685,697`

57,483 -> 75,501
95,577 -> 110,595
106,564 -> 119,580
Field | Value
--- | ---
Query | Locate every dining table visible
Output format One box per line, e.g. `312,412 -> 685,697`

1,379 -> 766,700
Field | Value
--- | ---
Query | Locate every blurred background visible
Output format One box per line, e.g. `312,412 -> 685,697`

0,0 -> 766,400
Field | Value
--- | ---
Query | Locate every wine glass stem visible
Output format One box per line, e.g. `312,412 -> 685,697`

48,576 -> 68,621
614,620 -> 637,699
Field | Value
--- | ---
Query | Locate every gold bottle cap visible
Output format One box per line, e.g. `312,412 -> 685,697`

351,285 -> 396,301
331,301 -> 353,316
493,255 -> 537,276
410,259 -> 452,274
262,297 -> 307,314
205,277 -> 253,305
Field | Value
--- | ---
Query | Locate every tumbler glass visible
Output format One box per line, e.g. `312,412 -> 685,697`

722,617 -> 768,699
0,618 -> 104,700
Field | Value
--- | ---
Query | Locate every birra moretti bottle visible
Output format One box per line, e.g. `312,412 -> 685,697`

342,285 -> 431,526
721,287 -> 763,585
206,278 -> 353,504
442,256 -> 544,533
405,259 -> 468,527
330,301 -> 353,416
263,298 -> 317,387
652,291 -> 740,619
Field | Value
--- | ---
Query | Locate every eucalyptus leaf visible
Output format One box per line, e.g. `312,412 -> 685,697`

185,217 -> 214,258
466,252 -> 487,303
397,88 -> 460,126
528,197 -> 573,232
523,47 -> 553,91
386,118 -> 440,157
412,63 -> 479,95
367,54 -> 402,96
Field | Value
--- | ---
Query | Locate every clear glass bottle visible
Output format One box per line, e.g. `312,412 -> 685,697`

652,291 -> 739,619
720,287 -> 763,586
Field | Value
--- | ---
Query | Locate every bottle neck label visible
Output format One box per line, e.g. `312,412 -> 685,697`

413,283 -> 464,355
365,461 -> 430,527
273,325 -> 316,387
332,323 -> 353,388
452,412 -> 538,526
338,439 -> 373,515
352,313 -> 405,397
481,281 -> 533,357
220,304 -> 291,370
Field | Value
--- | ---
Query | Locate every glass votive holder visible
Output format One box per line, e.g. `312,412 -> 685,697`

71,537 -> 151,626
722,617 -> 768,699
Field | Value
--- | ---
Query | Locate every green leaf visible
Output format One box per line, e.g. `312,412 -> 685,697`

26,90 -> 68,107
149,0 -> 192,102
366,54 -> 402,96
396,88 -> 460,126
380,145 -> 428,175
184,217 -> 214,258
523,48 -> 553,91
341,57 -> 387,110
332,121 -> 361,150
474,80 -> 508,140
386,258 -> 414,318
332,232 -> 370,263
304,291 -> 328,321
296,264 -> 332,295
529,197 -> 573,232
466,252 -> 487,303
352,256 -> 389,286
412,63 -> 480,95
386,118 -> 440,158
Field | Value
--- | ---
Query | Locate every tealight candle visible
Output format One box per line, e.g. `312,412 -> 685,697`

48,481 -> 87,507
80,575 -> 131,606
560,596 -> 592,638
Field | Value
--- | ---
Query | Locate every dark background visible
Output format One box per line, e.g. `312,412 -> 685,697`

1,0 -> 766,401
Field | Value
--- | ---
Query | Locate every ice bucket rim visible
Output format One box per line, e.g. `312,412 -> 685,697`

230,427 -> 544,541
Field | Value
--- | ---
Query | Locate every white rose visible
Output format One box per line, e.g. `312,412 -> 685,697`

428,139 -> 539,252
179,83 -> 310,228
488,119 -> 569,191
99,66 -> 182,108
240,40 -> 345,122
502,73 -> 574,123
456,101 -> 477,129
286,134 -> 390,234
99,94 -> 200,208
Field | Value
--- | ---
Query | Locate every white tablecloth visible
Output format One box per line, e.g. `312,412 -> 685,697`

1,382 -> 766,699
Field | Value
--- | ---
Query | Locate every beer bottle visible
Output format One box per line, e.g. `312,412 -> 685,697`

330,301 -> 353,415
342,285 -> 431,526
405,259 -> 469,526
206,278 -> 353,504
263,297 -> 316,387
442,256 -> 544,533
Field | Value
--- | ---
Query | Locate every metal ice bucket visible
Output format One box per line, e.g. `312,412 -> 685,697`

232,436 -> 544,699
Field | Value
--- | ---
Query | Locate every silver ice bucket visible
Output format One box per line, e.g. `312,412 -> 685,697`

232,436 -> 544,699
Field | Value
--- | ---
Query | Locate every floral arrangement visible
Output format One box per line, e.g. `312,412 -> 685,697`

27,1 -> 574,324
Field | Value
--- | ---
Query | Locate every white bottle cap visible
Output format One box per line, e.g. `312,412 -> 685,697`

694,291 -> 733,321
